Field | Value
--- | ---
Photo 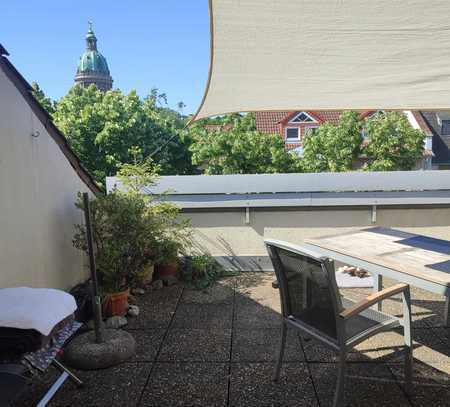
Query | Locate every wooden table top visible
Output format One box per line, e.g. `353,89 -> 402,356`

306,227 -> 450,287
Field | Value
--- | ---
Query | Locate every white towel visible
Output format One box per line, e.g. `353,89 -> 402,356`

0,287 -> 77,336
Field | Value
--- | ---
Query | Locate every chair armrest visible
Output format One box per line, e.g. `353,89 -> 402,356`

339,283 -> 409,319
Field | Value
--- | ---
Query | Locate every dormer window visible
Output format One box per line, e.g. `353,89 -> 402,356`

285,127 -> 300,142
442,120 -> 450,135
289,112 -> 316,124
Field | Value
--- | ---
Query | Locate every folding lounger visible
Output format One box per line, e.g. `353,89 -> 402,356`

0,287 -> 84,406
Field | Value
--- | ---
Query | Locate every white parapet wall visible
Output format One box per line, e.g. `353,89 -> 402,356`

107,171 -> 450,271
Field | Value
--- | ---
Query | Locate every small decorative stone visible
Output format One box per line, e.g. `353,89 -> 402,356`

131,288 -> 145,295
128,305 -> 140,317
151,279 -> 163,290
105,315 -> 128,329
162,276 -> 178,287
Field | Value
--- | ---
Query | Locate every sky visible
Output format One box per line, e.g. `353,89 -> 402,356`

0,1 -> 210,114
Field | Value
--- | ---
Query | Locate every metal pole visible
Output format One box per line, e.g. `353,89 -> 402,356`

82,192 -> 103,344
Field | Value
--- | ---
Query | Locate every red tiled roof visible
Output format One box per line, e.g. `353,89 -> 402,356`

309,111 -> 343,124
255,111 -> 289,134
256,110 -> 432,135
255,111 -> 344,134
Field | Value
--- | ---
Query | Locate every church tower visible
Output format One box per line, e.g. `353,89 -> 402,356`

75,22 -> 113,91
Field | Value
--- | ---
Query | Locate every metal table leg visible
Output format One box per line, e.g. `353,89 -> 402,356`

373,274 -> 383,311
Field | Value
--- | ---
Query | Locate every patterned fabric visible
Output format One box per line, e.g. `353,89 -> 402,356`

22,320 -> 82,373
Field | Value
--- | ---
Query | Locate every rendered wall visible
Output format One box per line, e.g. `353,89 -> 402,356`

0,68 -> 91,289
181,206 -> 450,270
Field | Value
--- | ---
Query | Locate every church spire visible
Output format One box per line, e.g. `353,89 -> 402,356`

86,21 -> 97,51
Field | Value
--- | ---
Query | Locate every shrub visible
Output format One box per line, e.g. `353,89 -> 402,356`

181,254 -> 228,289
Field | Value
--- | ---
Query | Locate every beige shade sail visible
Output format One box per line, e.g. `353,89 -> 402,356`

193,0 -> 450,121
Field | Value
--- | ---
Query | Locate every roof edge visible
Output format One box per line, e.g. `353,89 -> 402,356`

0,44 -> 9,56
0,53 -> 103,196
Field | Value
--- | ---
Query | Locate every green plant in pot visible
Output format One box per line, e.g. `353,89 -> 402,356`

73,191 -> 159,316
181,254 -> 226,289
155,238 -> 183,280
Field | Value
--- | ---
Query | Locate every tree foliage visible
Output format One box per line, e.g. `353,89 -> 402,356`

33,83 -> 193,184
363,112 -> 425,171
189,113 -> 301,174
301,111 -> 362,172
301,111 -> 425,172
32,82 -> 56,114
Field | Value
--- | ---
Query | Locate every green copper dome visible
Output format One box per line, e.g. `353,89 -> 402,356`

76,22 -> 110,75
77,50 -> 110,75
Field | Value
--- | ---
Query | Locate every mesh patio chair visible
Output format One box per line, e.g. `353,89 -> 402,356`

265,239 -> 412,407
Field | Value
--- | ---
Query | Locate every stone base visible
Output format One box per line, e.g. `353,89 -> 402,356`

63,329 -> 135,370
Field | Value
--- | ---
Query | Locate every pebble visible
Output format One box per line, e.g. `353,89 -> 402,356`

128,305 -> 140,317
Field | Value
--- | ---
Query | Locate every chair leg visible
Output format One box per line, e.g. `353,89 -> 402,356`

332,351 -> 346,407
402,287 -> 413,395
272,321 -> 287,382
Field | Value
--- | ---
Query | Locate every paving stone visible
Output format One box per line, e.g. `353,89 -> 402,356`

229,362 -> 319,406
234,299 -> 282,329
181,278 -> 235,304
235,272 -> 281,314
232,328 -> 304,362
172,303 -> 233,328
131,328 -> 166,362
309,362 -> 410,407
389,360 -> 450,406
158,328 -> 231,362
140,363 -> 228,406
13,362 -> 151,407
126,285 -> 183,329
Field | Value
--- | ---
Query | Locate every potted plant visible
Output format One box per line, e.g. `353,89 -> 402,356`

181,254 -> 226,289
73,191 -> 157,317
155,238 -> 182,280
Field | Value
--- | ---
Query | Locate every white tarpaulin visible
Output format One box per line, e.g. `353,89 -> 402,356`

193,0 -> 450,120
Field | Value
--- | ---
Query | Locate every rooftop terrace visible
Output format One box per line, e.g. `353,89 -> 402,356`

15,272 -> 449,406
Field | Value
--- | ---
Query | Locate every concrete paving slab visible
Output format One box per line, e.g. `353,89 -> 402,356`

172,303 -> 233,329
229,362 -> 319,406
131,328 -> 166,362
14,362 -> 152,407
181,278 -> 235,304
309,362 -> 410,407
232,328 -> 304,362
158,328 -> 231,362
140,362 -> 228,406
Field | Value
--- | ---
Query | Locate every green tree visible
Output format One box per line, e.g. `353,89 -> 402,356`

189,113 -> 301,174
31,82 -> 56,114
52,85 -> 193,184
363,112 -> 425,171
301,111 -> 362,172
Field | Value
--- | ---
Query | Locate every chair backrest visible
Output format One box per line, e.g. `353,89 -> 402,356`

265,239 -> 343,340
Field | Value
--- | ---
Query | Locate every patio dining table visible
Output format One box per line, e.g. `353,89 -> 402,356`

304,227 -> 450,327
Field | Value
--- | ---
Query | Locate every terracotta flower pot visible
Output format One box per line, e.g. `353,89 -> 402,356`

155,262 -> 178,280
102,288 -> 129,317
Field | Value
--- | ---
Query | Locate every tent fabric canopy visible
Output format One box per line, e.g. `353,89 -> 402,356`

193,0 -> 450,121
